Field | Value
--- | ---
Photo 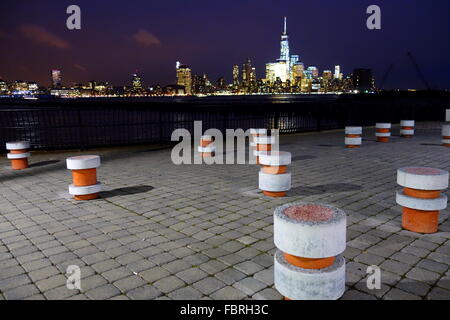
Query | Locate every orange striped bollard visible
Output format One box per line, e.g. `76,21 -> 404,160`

66,155 -> 102,200
258,151 -> 291,197
250,129 -> 267,162
198,135 -> 215,158
400,120 -> 415,138
442,125 -> 450,147
396,167 -> 448,234
253,135 -> 274,165
274,202 -> 346,300
375,123 -> 391,142
344,127 -> 362,148
6,141 -> 31,170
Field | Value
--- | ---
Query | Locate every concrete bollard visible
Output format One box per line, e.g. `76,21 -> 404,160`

249,129 -> 267,153
396,167 -> 449,234
249,128 -> 267,139
66,155 -> 102,200
258,151 -> 291,197
198,135 -> 215,158
442,125 -> 450,147
6,141 -> 31,170
375,123 -> 391,142
274,202 -> 346,300
344,127 -> 362,148
400,120 -> 415,138
253,135 -> 275,165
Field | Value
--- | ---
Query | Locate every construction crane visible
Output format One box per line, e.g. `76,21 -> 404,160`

407,51 -> 431,90
379,64 -> 394,90
379,52 -> 432,91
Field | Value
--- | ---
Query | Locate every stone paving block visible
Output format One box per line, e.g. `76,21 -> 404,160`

427,287 -> 450,300
113,275 -> 147,293
169,286 -> 203,300
233,277 -> 267,296
384,287 -> 422,300
0,265 -> 26,280
253,268 -> 274,286
234,261 -> 264,276
396,278 -> 431,297
43,285 -> 78,300
140,267 -> 171,283
380,259 -> 412,276
86,284 -> 121,300
211,286 -> 248,300
176,268 -> 208,284
390,252 -> 421,266
214,268 -> 247,286
3,283 -> 40,300
405,267 -> 441,285
127,285 -> 162,300
153,276 -> 185,294
340,289 -> 377,300
193,277 -> 226,295
252,287 -> 283,300
0,273 -> 31,293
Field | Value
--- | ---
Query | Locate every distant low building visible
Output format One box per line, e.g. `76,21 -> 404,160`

352,68 -> 375,92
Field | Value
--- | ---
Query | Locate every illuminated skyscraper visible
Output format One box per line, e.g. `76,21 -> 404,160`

242,59 -> 253,92
334,65 -> 341,80
307,66 -> 319,78
232,65 -> 240,90
176,62 -> 192,95
132,73 -> 142,92
291,63 -> 304,85
266,17 -> 301,85
0,79 -> 8,94
51,70 -> 62,88
279,17 -> 290,63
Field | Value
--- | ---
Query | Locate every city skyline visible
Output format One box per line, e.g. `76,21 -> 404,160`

0,1 -> 449,89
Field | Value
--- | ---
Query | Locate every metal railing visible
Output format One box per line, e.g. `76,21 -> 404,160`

0,92 -> 449,150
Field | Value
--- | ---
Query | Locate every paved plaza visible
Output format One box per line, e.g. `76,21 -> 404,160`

0,122 -> 449,300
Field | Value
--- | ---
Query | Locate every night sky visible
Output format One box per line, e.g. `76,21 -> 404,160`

0,0 -> 449,89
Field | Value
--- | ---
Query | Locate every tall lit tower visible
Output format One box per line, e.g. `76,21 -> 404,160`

232,65 -> 239,90
51,70 -> 62,88
279,17 -> 290,63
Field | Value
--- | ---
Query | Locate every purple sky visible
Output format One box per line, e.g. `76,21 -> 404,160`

0,0 -> 449,89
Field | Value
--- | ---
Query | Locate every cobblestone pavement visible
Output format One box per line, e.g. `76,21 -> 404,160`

0,122 -> 449,300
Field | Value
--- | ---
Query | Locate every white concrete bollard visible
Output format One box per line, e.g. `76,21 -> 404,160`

66,155 -> 102,200
258,151 -> 291,197
198,135 -> 215,158
396,167 -> 449,234
400,120 -> 415,138
442,125 -> 450,147
344,127 -> 362,148
6,141 -> 31,170
375,123 -> 391,142
274,202 -> 346,300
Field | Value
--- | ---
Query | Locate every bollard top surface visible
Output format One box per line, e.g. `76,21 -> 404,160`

6,141 -> 30,150
253,136 -> 275,144
275,202 -> 346,226
200,135 -> 213,141
67,155 -> 101,170
250,128 -> 267,135
258,151 -> 291,166
397,167 -> 449,190
375,123 -> 391,128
